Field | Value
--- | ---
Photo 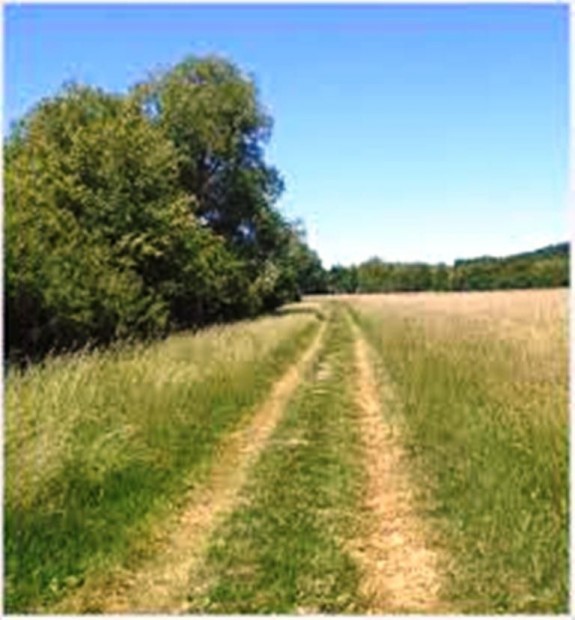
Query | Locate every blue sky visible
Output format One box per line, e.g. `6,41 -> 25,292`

4,4 -> 568,267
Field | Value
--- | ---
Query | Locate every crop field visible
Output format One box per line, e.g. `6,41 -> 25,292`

4,290 -> 568,614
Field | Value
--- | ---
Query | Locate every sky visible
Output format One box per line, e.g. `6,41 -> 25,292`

4,4 -> 569,267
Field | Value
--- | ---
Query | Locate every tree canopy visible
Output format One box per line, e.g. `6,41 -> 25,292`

5,56 -> 326,362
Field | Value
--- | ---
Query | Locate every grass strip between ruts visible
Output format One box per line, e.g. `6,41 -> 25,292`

186,305 -> 366,613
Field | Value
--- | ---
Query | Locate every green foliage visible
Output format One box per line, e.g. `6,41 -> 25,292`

294,246 -> 328,294
5,85 -> 176,358
328,264 -> 358,293
134,55 -> 325,314
283,221 -> 328,295
431,263 -> 450,291
5,57 -> 327,360
452,244 -> 569,291
134,57 -> 283,268
329,244 -> 569,296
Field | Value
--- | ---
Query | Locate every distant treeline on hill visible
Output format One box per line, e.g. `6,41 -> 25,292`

323,242 -> 569,294
5,55 -> 324,362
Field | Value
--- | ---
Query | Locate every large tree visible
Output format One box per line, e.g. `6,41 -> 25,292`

133,56 -> 284,259
5,83 -> 243,359
5,56 -> 326,360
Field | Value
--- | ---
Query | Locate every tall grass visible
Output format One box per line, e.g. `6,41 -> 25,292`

5,306 -> 321,612
349,289 -> 568,613
186,305 -> 365,613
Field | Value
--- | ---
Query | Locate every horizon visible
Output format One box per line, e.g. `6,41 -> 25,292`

5,4 -> 568,268
327,239 -> 570,270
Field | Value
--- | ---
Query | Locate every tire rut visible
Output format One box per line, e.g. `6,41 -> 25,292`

53,319 -> 327,614
349,317 -> 445,614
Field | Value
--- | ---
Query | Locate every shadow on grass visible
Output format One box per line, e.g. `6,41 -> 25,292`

273,305 -> 326,322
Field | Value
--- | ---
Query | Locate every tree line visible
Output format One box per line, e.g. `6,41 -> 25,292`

5,55 -> 324,362
325,242 -> 569,294
5,53 -> 567,361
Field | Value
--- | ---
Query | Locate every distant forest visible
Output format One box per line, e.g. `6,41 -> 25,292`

323,242 -> 569,294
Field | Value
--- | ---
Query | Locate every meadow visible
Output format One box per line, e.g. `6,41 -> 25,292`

4,290 -> 568,613
347,288 -> 568,612
5,305 -> 321,611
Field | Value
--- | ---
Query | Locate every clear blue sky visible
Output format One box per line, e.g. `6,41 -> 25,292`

5,4 -> 568,267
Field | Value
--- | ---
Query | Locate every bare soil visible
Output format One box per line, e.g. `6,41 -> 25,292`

350,320 -> 445,614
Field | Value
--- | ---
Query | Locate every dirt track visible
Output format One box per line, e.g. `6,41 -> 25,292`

53,312 -> 447,614
54,320 -> 327,613
349,318 -> 444,613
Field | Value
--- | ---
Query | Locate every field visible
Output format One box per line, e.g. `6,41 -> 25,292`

4,290 -> 568,613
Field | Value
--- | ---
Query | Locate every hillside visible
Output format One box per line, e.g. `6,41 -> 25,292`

326,242 -> 569,293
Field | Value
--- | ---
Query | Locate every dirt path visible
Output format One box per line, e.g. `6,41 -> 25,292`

349,318 -> 445,614
54,319 -> 327,614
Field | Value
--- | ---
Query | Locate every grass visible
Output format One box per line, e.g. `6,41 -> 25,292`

186,304 -> 366,613
347,289 -> 568,613
6,291 -> 568,613
5,305 -> 321,612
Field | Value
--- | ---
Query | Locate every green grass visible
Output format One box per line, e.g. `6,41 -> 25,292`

186,305 -> 365,613
348,291 -> 568,613
7,292 -> 567,613
5,308 -> 321,612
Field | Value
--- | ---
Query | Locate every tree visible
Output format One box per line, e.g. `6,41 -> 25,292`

132,55 -> 299,313
5,56 -> 319,360
328,265 -> 358,293
5,86 -> 163,358
133,56 -> 283,256
280,222 -> 327,295
4,83 -> 241,359
431,263 -> 450,291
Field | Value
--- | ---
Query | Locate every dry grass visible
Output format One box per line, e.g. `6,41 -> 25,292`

347,289 -> 568,613
352,289 -> 567,430
6,291 -> 568,612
